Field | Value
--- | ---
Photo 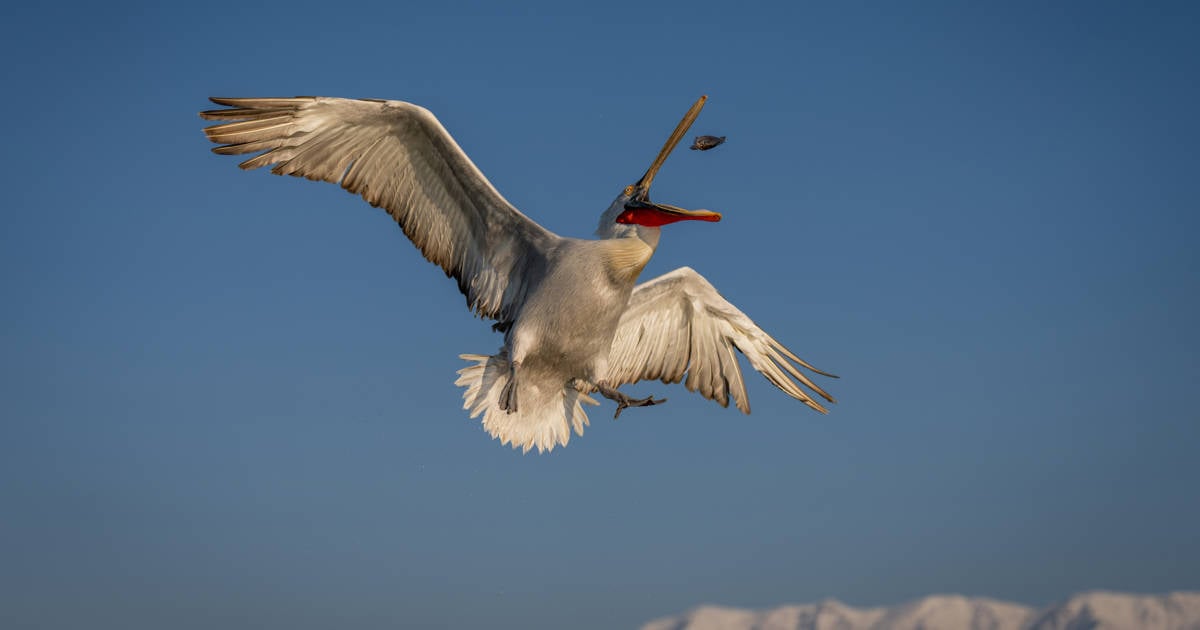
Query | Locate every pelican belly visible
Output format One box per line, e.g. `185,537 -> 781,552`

454,238 -> 653,453
510,238 -> 650,378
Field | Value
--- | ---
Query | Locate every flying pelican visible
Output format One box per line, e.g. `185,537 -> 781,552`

199,95 -> 836,453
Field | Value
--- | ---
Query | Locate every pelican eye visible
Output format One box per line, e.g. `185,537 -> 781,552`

624,185 -> 635,196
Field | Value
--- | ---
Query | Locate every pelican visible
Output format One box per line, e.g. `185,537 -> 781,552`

200,95 -> 836,453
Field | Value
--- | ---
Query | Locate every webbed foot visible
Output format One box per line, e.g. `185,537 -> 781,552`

595,382 -> 667,419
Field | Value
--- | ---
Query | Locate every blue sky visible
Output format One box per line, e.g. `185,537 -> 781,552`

2,1 -> 1198,628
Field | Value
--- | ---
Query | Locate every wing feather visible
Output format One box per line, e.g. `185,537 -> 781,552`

607,267 -> 837,414
200,96 -> 558,322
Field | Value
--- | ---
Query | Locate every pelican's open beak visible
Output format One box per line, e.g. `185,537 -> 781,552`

618,95 -> 723,226
618,198 -> 721,225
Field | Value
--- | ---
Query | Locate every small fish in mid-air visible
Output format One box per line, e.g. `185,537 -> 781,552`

690,135 -> 726,151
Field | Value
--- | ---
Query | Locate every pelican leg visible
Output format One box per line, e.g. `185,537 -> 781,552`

499,361 -> 520,414
594,382 -> 667,419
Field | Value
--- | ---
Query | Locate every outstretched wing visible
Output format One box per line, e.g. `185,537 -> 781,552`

606,267 -> 837,413
200,96 -> 559,322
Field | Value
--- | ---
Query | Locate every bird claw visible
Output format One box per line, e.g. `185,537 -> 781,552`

594,382 -> 666,419
613,395 -> 667,419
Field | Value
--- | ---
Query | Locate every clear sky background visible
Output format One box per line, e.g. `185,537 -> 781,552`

2,2 -> 1198,629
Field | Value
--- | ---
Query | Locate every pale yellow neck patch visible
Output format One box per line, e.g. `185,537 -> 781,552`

600,238 -> 654,282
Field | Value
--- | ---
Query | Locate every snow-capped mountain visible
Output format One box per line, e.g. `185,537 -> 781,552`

643,591 -> 1200,630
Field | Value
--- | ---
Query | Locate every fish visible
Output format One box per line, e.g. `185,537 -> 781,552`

690,135 -> 726,151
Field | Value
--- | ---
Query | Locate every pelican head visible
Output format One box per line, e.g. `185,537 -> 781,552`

597,96 -> 722,239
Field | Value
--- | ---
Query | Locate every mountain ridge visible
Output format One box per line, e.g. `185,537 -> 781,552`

643,590 -> 1200,630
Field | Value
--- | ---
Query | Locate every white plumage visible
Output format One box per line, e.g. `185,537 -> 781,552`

201,95 -> 836,453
